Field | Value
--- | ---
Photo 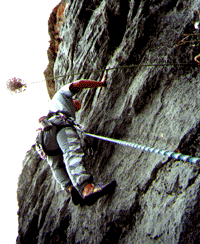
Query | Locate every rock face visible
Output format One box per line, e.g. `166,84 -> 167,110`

17,0 -> 200,243
43,0 -> 67,99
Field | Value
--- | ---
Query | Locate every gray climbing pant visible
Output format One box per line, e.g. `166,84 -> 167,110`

47,153 -> 71,190
47,126 -> 92,194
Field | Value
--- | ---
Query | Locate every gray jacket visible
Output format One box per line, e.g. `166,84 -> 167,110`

49,83 -> 76,119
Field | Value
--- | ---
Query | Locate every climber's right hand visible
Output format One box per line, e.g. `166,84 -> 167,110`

101,74 -> 107,87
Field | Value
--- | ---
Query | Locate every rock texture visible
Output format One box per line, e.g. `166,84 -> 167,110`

43,0 -> 67,99
17,0 -> 200,243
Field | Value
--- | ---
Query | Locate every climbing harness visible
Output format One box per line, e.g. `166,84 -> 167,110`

36,111 -> 200,165
73,122 -> 200,165
35,112 -> 76,160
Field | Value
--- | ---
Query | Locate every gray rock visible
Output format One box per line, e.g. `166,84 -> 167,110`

17,0 -> 200,243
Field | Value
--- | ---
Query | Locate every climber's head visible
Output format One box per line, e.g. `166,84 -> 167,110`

73,99 -> 81,112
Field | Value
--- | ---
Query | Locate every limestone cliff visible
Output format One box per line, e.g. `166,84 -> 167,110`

17,0 -> 200,243
43,0 -> 67,99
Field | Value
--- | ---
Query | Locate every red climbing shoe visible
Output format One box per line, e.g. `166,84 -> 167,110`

81,181 -> 116,206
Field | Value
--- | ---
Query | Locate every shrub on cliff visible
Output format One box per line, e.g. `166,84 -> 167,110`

6,77 -> 27,94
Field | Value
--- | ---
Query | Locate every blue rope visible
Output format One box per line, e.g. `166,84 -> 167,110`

84,132 -> 200,165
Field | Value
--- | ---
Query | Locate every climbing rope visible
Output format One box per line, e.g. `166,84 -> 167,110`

26,62 -> 192,85
54,62 -> 191,79
81,131 -> 200,165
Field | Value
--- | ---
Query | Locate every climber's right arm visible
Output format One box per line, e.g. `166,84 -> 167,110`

69,74 -> 107,93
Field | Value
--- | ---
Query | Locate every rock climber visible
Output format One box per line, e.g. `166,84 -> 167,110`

46,74 -> 115,206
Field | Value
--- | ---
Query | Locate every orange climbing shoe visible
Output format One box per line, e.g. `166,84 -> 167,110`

81,181 -> 116,206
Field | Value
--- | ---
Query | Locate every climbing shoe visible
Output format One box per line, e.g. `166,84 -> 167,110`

81,180 -> 116,206
66,186 -> 82,206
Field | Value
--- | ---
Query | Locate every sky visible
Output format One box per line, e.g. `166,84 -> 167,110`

0,0 -> 61,243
